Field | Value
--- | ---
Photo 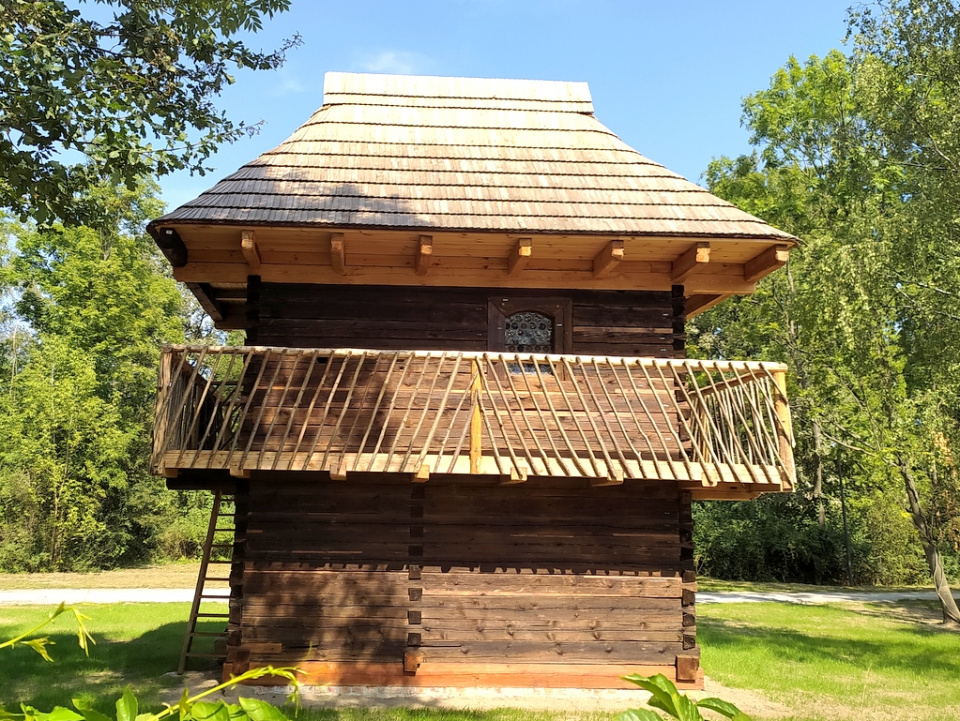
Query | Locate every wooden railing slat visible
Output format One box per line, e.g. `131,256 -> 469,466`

151,346 -> 794,490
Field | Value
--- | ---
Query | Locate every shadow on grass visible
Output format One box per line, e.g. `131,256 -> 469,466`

0,618 -> 222,712
699,613 -> 960,682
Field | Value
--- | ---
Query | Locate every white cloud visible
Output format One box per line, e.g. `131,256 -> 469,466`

354,50 -> 430,75
267,68 -> 308,97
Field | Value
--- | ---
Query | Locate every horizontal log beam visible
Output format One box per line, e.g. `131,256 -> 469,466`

156,227 -> 188,267
173,263 -> 757,294
671,242 -> 710,283
507,237 -> 532,276
744,244 -> 790,283
330,233 -> 346,275
241,230 -> 261,270
593,239 -> 624,278
417,235 -> 432,276
684,294 -> 730,318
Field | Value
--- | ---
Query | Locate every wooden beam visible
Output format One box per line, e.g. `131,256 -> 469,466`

330,233 -> 346,275
185,282 -> 224,322
156,227 -> 188,267
685,294 -> 730,318
592,239 -> 624,278
671,242 -> 710,283
240,230 -> 260,270
417,235 -> 433,275
591,467 -> 624,487
500,467 -> 527,485
413,464 -> 430,483
744,244 -> 790,283
173,262 -> 758,294
507,237 -> 532,276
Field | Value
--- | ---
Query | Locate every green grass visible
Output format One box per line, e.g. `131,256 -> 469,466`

3,600 -> 959,720
0,603 -> 221,713
698,601 -> 960,721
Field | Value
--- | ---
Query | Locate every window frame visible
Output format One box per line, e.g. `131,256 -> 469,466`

487,296 -> 573,354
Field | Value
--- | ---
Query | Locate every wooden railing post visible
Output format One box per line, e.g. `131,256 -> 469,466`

152,348 -> 173,474
772,369 -> 795,488
470,358 -> 482,474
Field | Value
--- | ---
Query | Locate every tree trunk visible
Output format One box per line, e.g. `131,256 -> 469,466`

812,419 -> 825,527
895,453 -> 960,626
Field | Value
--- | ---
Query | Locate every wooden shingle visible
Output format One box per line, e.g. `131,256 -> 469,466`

153,72 -> 796,243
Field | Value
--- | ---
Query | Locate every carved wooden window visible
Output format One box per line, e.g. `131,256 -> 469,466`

488,297 -> 572,360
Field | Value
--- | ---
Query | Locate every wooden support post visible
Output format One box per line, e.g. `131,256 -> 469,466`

772,369 -> 795,489
156,227 -> 188,267
417,235 -> 433,275
592,239 -> 624,278
744,244 -> 790,282
469,360 -> 482,474
507,237 -> 532,276
330,233 -> 346,275
240,230 -> 261,270
671,242 -> 710,283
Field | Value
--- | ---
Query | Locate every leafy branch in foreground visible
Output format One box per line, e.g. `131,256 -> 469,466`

0,666 -> 301,721
0,602 -> 94,662
617,673 -> 752,721
0,606 -> 300,721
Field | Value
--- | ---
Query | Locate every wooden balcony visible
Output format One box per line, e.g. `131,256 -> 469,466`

152,346 -> 795,499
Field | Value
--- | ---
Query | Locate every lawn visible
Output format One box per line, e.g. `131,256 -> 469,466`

1,598 -> 958,721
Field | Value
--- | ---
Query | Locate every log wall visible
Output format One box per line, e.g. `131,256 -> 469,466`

250,283 -> 685,358
223,474 -> 700,688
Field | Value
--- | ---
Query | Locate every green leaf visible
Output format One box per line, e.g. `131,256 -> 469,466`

30,709 -> 83,721
71,700 -> 110,721
115,688 -> 137,721
697,698 -> 747,719
622,674 -> 682,717
186,702 -> 231,721
616,710 -> 664,721
23,638 -> 54,662
236,699 -> 289,721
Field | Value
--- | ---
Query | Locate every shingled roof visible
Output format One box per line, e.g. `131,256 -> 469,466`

154,72 -> 795,241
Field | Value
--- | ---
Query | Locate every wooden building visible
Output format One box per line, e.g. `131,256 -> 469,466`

148,72 -> 797,691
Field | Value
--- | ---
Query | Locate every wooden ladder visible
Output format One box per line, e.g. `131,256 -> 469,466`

178,491 -> 236,674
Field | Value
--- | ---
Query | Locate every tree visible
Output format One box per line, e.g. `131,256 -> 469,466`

694,24 -> 960,623
0,183 -> 212,570
0,0 -> 297,225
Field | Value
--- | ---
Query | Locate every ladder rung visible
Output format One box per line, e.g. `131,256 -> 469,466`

214,528 -> 234,532
189,631 -> 227,638
185,652 -> 227,659
196,612 -> 231,618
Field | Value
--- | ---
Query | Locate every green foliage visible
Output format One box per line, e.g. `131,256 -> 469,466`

618,674 -> 750,721
693,497 -> 862,585
1,605 -> 298,721
0,0 -> 298,226
691,2 -> 960,606
0,602 -> 93,662
0,183 -> 212,570
0,670 -> 299,721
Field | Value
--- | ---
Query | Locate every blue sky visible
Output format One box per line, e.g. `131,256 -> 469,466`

159,0 -> 853,211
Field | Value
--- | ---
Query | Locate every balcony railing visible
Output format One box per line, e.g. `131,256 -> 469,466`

152,346 -> 794,493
